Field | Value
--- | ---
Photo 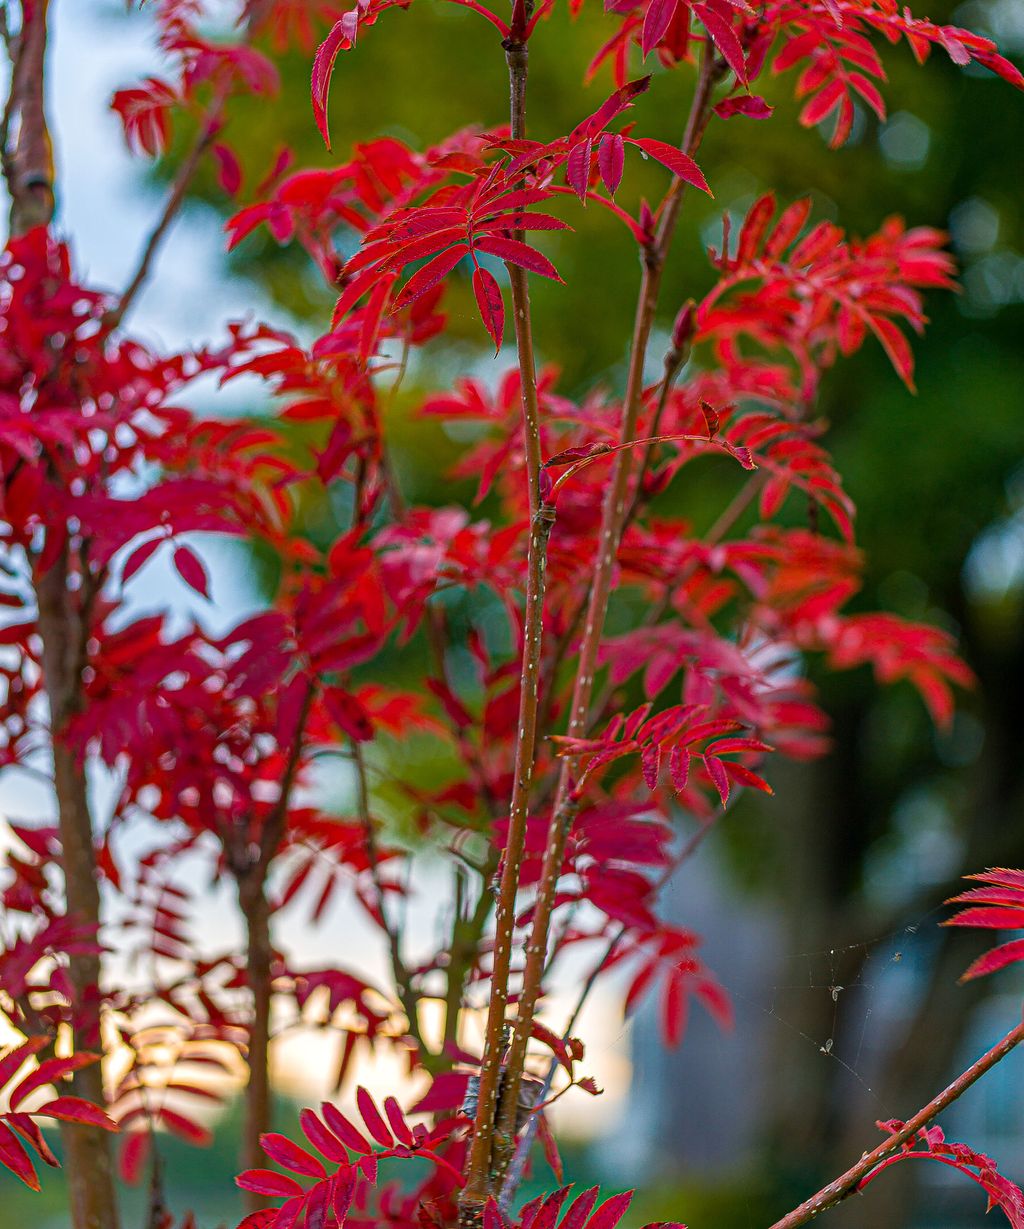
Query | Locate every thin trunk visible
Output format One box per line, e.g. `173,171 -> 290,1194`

458,26 -> 555,1223
12,4 -> 119,1224
239,872 -> 274,1205
36,552 -> 120,1229
495,48 -> 725,1166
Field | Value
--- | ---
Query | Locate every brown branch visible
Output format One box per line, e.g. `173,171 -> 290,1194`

14,5 -> 120,1224
460,476 -> 556,1214
238,872 -> 274,1199
36,552 -> 121,1229
499,810 -> 722,1206
105,91 -> 228,333
621,313 -> 695,530
767,1016 -> 1024,1229
494,47 -> 726,1168
459,26 -> 556,1222
6,0 -> 54,232
235,681 -> 313,1204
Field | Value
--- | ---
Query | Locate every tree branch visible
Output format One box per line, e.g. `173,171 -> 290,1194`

14,4 -> 120,1224
105,92 -> 228,332
767,1016 -> 1024,1229
494,46 -> 726,1167
6,0 -> 54,232
460,24 -> 556,1222
499,811 -> 723,1206
236,680 -> 313,1204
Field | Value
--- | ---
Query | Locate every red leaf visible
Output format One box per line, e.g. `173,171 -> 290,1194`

410,1072 -> 470,1114
0,1121 -> 39,1190
695,978 -> 734,1030
321,1101 -> 373,1155
586,1190 -> 635,1229
661,974 -> 688,1047
6,1114 -> 59,1167
867,315 -> 916,391
800,79 -> 845,128
537,1112 -> 564,1183
301,1108 -> 350,1163
567,137 -> 594,201
119,1131 -> 150,1185
393,244 -> 469,312
669,745 -> 690,792
703,754 -> 730,805
260,1131 -> 326,1177
598,133 -> 625,195
562,1186 -> 601,1229
960,938 -> 1024,981
699,399 -> 720,438
236,1168 -> 305,1197
213,143 -> 243,195
714,94 -> 773,120
172,545 -> 210,598
625,138 -> 710,194
122,535 -> 164,584
472,266 -> 505,352
324,688 -> 374,743
383,1096 -> 415,1147
642,0 -> 678,57
693,2 -> 747,84
159,1107 -> 211,1145
312,19 -> 350,149
9,1053 -> 98,1109
356,1086 -> 394,1147
33,1096 -> 117,1130
473,235 -> 564,282
641,743 -> 661,790
0,1037 -> 49,1092
484,1197 -> 505,1229
333,1166 -> 358,1221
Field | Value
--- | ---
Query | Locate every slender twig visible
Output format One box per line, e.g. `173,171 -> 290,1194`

443,844 -> 501,1058
495,47 -> 726,1165
548,429 -> 747,499
105,89 -> 229,332
767,1016 -> 1024,1229
351,739 -> 428,1058
621,317 -> 695,530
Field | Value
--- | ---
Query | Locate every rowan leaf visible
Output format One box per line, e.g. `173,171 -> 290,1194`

625,138 -> 711,194
472,266 -> 505,352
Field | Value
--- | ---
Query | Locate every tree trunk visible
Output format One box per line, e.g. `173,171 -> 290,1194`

239,871 -> 274,1208
36,553 -> 120,1229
